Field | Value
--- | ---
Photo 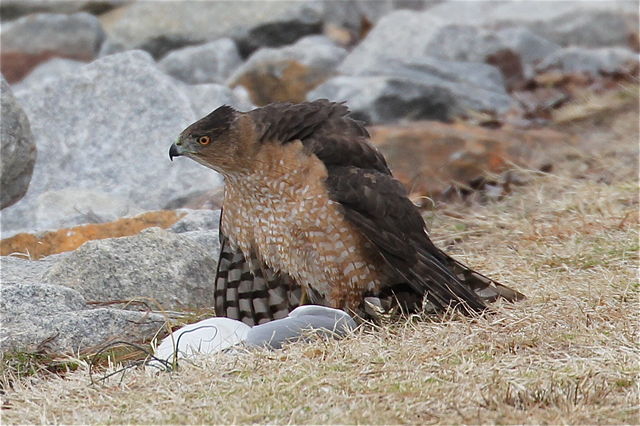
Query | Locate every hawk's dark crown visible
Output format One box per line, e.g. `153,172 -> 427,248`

186,105 -> 236,137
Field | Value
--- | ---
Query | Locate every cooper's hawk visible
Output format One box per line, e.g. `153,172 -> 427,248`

169,100 -> 524,325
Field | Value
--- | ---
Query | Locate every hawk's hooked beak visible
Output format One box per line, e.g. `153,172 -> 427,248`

169,142 -> 182,161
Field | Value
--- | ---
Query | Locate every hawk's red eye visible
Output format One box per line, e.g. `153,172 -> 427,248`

197,135 -> 211,145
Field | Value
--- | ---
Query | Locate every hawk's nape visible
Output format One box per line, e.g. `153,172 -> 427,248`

170,99 -> 525,325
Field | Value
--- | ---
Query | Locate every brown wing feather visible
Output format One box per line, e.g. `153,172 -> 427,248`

248,99 -> 391,174
325,166 -> 488,313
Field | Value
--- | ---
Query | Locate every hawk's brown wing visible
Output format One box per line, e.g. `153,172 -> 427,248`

249,99 -> 391,174
294,100 -> 523,312
325,166 -> 488,313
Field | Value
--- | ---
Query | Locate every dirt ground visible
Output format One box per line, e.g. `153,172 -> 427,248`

1,92 -> 638,424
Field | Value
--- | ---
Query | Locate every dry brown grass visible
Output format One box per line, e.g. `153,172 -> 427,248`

1,102 -> 638,425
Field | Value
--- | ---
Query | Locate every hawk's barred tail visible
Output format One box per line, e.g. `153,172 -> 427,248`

215,233 -> 301,326
441,252 -> 526,303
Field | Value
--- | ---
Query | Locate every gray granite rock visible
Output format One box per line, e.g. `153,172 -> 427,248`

338,10 -> 561,73
234,2 -> 324,57
338,9 -> 446,76
0,0 -> 124,21
0,78 -> 36,209
158,38 -> 243,85
308,75 -> 460,124
33,189 -> 145,230
0,216 -> 223,354
427,1 -> 638,48
422,24 -> 507,64
0,12 -> 105,56
425,23 -> 560,70
0,12 -> 105,82
496,27 -> 561,65
178,230 -> 220,257
2,50 -> 222,236
315,56 -> 513,122
531,3 -> 638,48
170,209 -> 221,233
335,11 -> 521,114
228,35 -> 347,105
0,254 -> 64,285
100,1 -> 323,59
2,283 -> 87,322
318,0 -> 396,34
307,0 -> 435,48
181,83 -> 254,119
229,35 -> 346,83
0,282 -> 165,353
169,209 -> 221,254
339,14 -> 560,87
43,227 -> 219,310
13,58 -> 83,91
536,46 -> 639,76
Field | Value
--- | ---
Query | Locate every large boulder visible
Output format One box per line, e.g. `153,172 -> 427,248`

416,24 -> 558,68
229,35 -> 347,105
0,77 -> 36,209
318,0 -> 397,44
12,58 -> 84,91
536,47 -> 639,76
42,227 -> 220,310
337,10 -> 447,75
0,255 -> 59,285
1,50 -> 223,236
30,189 -> 145,231
337,11 -> 561,72
180,83 -> 254,119
311,56 -> 513,123
308,75 -> 460,124
495,27 -> 561,65
0,210 -> 222,354
427,1 -> 638,48
0,12 -> 105,82
169,209 -> 221,234
0,0 -> 124,21
158,38 -> 243,85
0,282 -> 165,354
332,11 -> 524,115
99,1 -> 323,59
340,3 -> 637,82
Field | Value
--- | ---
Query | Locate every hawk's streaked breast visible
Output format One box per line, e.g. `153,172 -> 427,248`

221,140 -> 386,310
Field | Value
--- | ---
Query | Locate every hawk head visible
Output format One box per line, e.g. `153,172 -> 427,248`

169,105 -> 254,175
